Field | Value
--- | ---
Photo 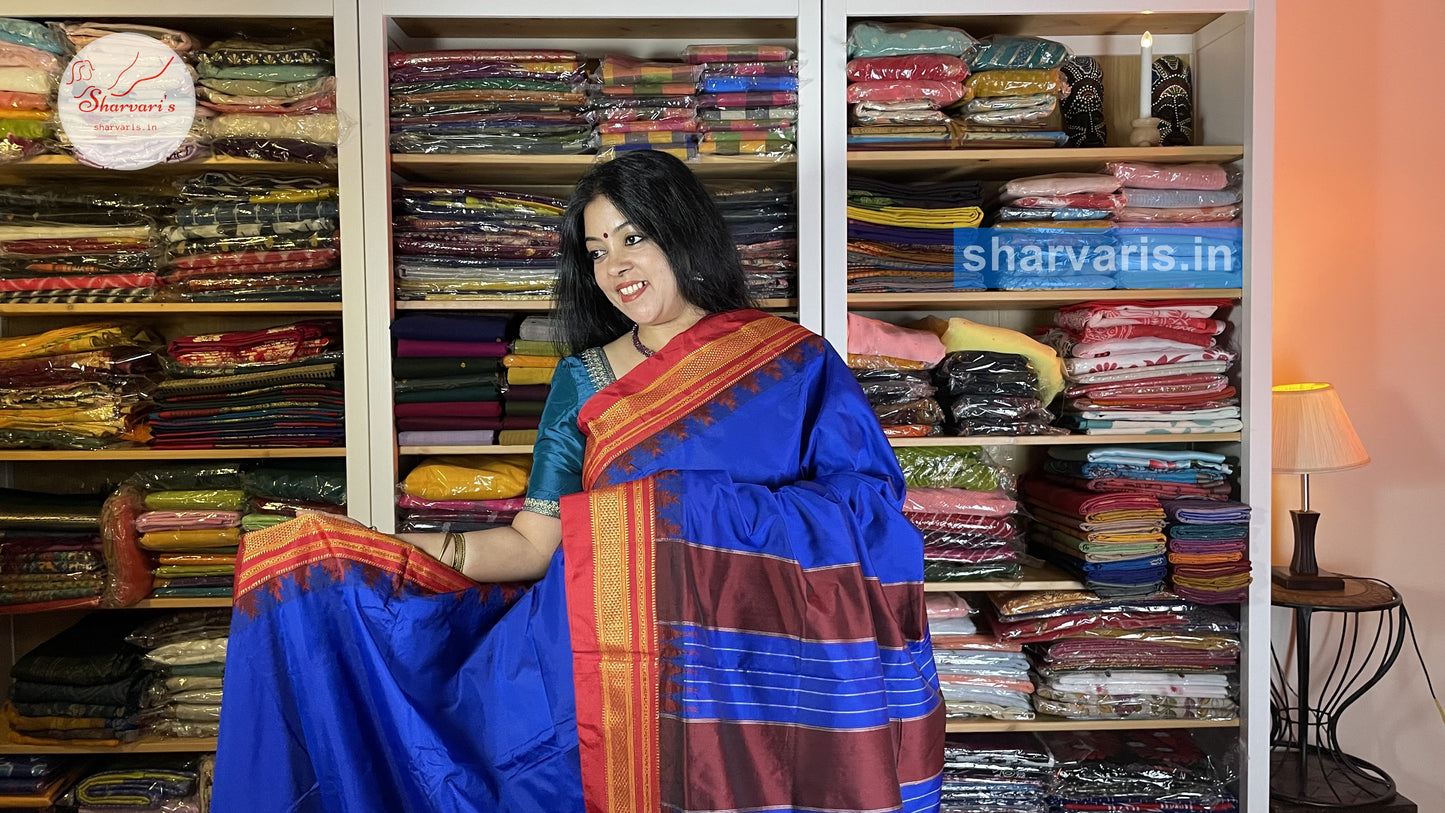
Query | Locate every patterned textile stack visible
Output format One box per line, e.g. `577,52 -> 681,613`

391,313 -> 509,448
709,182 -> 797,300
1108,161 -> 1244,289
906,488 -> 1023,582
397,455 -> 531,533
956,36 -> 1069,147
1043,729 -> 1239,811
0,322 -> 160,450
1020,476 -> 1167,597
979,173 -> 1122,291
0,755 -> 80,805
163,173 -> 341,302
1164,498 -> 1253,603
393,185 -> 562,302
388,49 -> 591,155
199,38 -> 339,164
847,177 -> 985,292
0,17 -> 61,162
1041,446 -> 1234,501
594,55 -> 700,161
1044,300 -> 1241,434
3,613 -> 146,746
845,314 -> 946,438
0,487 -> 106,613
0,184 -> 169,304
131,610 -> 229,739
928,594 -> 1035,722
940,732 -> 1055,813
147,320 -> 344,449
53,21 -> 209,165
686,44 -> 797,157
499,314 -> 564,447
991,590 -> 1240,722
844,21 -> 975,150
132,478 -> 245,601
69,757 -> 207,811
933,351 -> 1063,436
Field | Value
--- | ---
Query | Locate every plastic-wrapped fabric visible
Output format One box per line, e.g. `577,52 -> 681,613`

925,560 -> 1023,582
903,488 -> 1015,516
946,396 -> 1054,424
1044,729 -> 1240,808
847,22 -> 978,59
912,317 -> 1065,406
1106,161 -> 1230,191
400,455 -> 531,501
873,398 -> 944,427
246,468 -> 346,506
894,446 -> 1010,492
1000,173 -> 1120,201
846,55 -> 968,82
989,609 -> 1190,644
925,592 -> 974,620
932,351 -> 1038,398
134,510 -> 242,533
965,70 -> 1060,98
681,44 -> 794,64
855,375 -> 936,405
967,36 -> 1070,71
845,80 -> 965,105
846,353 -> 932,371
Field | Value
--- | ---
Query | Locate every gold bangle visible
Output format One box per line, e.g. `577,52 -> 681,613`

447,531 -> 466,572
437,533 -> 452,562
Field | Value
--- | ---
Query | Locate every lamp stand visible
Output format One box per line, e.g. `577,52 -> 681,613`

1273,474 -> 1345,591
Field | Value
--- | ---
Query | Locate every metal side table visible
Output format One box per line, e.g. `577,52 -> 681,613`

1270,577 -> 1405,807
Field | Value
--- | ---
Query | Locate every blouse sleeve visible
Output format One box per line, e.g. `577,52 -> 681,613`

523,356 -> 587,518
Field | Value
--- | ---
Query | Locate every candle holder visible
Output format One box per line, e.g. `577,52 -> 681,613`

1129,117 -> 1163,147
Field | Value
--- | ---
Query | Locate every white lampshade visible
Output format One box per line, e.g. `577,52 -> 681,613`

1272,383 -> 1370,474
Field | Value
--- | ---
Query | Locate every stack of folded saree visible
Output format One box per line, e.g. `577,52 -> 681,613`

241,464 -> 348,533
933,351 -> 1064,436
199,38 -> 339,164
389,49 -> 592,155
4,612 -> 146,746
136,486 -> 244,599
0,322 -> 161,450
1110,162 -> 1244,289
0,17 -> 61,162
1043,729 -> 1239,811
906,488 -> 1023,581
146,320 -> 344,449
0,487 -> 107,612
940,732 -> 1054,813
397,455 -> 531,532
161,172 -> 341,302
0,755 -> 82,805
1164,498 -> 1252,603
709,181 -> 798,299
954,36 -> 1069,148
990,590 -> 1240,721
687,44 -> 797,157
846,314 -> 946,437
131,611 -> 230,738
895,446 -> 1012,494
845,22 -> 975,150
1042,446 -> 1234,501
979,173 -> 1121,290
71,757 -> 203,811
594,54 -> 700,160
927,594 -> 1034,721
847,177 -> 985,291
393,185 -> 562,301
391,314 -> 509,445
1020,476 -> 1167,597
495,314 -> 563,447
1043,300 -> 1241,434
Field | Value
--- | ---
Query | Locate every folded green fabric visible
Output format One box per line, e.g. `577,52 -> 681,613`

394,385 -> 500,404
144,490 -> 246,512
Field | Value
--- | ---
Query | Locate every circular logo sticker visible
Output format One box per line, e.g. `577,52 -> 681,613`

57,32 -> 196,171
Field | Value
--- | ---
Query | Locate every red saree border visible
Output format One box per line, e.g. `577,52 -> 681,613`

579,310 -> 812,489
562,479 -> 660,813
234,513 -> 473,600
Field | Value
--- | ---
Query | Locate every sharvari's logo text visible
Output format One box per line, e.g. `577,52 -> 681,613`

57,32 -> 195,170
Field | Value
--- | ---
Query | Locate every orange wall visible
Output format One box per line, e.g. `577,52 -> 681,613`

1274,0 -> 1445,801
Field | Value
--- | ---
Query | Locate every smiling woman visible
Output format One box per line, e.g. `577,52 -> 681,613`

213,151 -> 945,813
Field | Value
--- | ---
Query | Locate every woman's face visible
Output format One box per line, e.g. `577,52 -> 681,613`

583,195 -> 690,327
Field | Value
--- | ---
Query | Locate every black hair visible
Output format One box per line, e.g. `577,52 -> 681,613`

555,150 -> 754,354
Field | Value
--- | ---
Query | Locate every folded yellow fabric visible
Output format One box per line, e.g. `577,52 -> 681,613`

502,354 -> 561,369
139,528 -> 242,551
0,321 -> 155,361
911,316 -> 1065,406
144,490 -> 247,512
402,455 -> 533,501
846,205 -> 984,229
505,367 -> 556,386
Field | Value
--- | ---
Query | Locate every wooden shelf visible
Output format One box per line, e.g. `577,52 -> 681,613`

841,6 -> 1239,36
400,444 -> 534,456
396,298 -> 796,312
924,563 -> 1083,592
891,433 -> 1240,448
0,725 -> 216,755
848,146 -> 1245,181
0,302 -> 343,317
390,153 -> 798,185
850,289 -> 1241,311
0,448 -> 346,462
0,155 -> 335,183
944,716 -> 1240,734
130,597 -> 233,609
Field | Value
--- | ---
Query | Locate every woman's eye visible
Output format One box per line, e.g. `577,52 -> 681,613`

587,249 -> 605,261
624,234 -> 645,246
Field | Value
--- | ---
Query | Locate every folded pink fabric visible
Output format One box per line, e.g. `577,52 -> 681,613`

903,488 -> 1017,516
847,313 -> 945,365
395,339 -> 509,358
844,80 -> 965,105
925,592 -> 974,620
396,494 -> 526,512
393,401 -> 502,419
1106,162 -> 1229,190
1020,477 -> 1163,519
135,510 -> 243,532
1001,173 -> 1121,200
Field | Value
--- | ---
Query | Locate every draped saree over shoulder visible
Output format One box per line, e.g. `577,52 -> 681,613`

212,309 -> 944,813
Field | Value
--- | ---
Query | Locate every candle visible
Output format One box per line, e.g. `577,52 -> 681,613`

1140,31 -> 1154,119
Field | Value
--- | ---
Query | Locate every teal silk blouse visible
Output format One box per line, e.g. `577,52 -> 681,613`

522,347 -> 616,518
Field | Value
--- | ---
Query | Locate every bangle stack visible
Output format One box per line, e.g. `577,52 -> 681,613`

445,531 -> 467,573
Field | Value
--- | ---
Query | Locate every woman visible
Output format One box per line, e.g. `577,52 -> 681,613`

213,152 -> 944,813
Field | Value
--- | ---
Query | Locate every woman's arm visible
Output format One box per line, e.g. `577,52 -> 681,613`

396,509 -> 562,583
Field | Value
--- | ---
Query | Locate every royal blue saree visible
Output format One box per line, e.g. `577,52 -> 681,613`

212,309 -> 943,812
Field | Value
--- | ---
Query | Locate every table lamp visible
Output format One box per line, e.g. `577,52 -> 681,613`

1272,383 -> 1370,590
